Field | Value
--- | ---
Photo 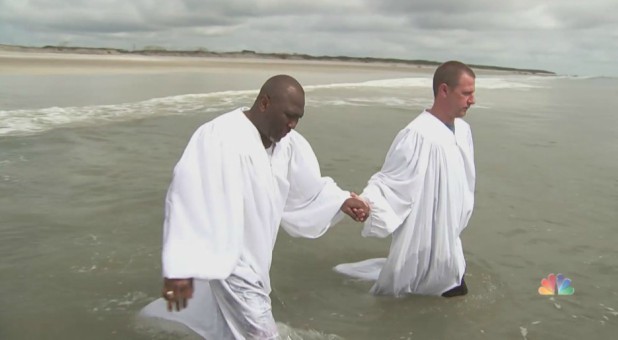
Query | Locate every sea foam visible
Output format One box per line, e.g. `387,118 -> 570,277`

0,76 -> 543,136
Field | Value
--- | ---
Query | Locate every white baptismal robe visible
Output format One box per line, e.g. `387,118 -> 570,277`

140,108 -> 349,339
334,111 -> 475,296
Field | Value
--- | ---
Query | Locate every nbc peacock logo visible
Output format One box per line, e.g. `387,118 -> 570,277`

538,273 -> 575,295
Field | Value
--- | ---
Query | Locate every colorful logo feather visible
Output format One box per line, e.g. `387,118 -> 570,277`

538,273 -> 574,295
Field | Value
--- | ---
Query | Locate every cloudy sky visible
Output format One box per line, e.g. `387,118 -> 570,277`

1,0 -> 616,76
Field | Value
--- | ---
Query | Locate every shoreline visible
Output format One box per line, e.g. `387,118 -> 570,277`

0,44 -> 554,76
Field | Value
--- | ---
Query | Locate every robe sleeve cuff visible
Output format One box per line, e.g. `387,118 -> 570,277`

360,188 -> 400,238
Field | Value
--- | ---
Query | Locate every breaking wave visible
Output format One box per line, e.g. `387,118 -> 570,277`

0,76 -> 542,136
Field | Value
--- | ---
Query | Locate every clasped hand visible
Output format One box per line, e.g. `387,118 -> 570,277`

341,192 -> 370,222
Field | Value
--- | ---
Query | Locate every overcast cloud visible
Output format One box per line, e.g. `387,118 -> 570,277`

1,0 -> 616,76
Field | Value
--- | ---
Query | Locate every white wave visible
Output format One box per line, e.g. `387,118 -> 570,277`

307,78 -> 431,89
475,77 -> 543,89
504,74 -> 618,83
277,322 -> 344,340
0,76 -> 540,136
95,291 -> 151,312
308,76 -> 542,90
533,74 -> 614,80
309,96 -> 429,108
0,90 -> 256,136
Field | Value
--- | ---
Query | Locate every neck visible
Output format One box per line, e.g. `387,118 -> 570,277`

427,106 -> 455,126
261,136 -> 273,149
243,108 -> 272,148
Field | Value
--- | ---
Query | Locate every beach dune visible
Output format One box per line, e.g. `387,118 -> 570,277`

0,44 -> 553,76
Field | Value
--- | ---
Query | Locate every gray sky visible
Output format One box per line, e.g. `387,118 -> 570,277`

1,0 -> 616,76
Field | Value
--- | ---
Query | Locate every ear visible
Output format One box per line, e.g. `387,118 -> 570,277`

439,83 -> 449,97
259,94 -> 270,111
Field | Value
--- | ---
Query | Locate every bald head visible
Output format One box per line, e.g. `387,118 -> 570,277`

258,74 -> 304,101
432,61 -> 476,97
245,74 -> 306,147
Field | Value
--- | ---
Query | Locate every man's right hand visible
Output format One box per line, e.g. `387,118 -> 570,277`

162,278 -> 194,311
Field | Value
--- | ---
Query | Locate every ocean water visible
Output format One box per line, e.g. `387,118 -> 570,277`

0,66 -> 617,340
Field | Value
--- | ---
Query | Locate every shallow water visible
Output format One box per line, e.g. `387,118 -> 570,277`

0,68 -> 616,339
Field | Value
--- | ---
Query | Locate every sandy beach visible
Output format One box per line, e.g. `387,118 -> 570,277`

0,49 -> 438,76
0,45 -> 542,77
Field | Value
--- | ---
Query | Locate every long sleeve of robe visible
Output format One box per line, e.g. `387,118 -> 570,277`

141,108 -> 350,339
161,120 -> 245,280
280,131 -> 349,238
334,111 -> 475,297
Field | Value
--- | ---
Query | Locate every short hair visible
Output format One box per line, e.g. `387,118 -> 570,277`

432,61 -> 476,97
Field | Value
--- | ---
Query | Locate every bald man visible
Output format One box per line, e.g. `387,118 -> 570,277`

140,75 -> 369,339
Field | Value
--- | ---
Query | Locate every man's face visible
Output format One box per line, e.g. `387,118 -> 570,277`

264,88 -> 305,143
447,73 -> 476,118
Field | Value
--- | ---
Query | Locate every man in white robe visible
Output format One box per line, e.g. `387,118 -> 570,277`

334,61 -> 476,297
140,75 -> 369,339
